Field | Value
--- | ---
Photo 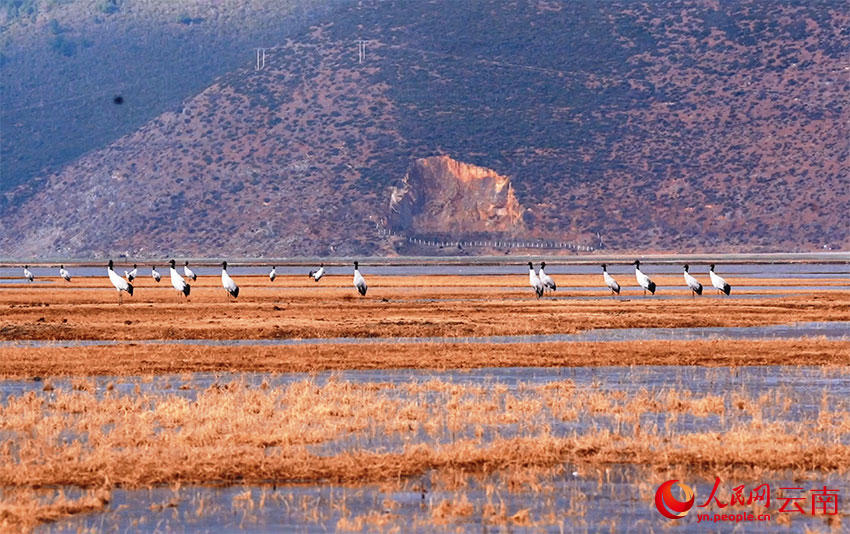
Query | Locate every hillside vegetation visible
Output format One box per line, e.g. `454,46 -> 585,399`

0,0 -> 847,257
0,0 -> 350,204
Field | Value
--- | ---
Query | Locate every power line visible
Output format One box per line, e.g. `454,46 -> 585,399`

373,40 -> 848,96
374,41 -> 570,77
5,39 -> 844,117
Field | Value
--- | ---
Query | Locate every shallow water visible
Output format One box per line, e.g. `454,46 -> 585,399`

8,283 -> 848,292
0,364 -> 845,392
3,261 -> 849,280
5,365 -> 849,462
10,365 -> 850,532
2,321 -> 847,350
3,261 -> 846,533
8,365 -> 848,533
33,468 -> 849,534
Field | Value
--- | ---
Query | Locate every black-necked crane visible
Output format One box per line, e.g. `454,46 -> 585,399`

107,260 -> 133,305
59,265 -> 71,282
269,266 -> 277,282
125,264 -> 138,283
528,262 -> 544,298
309,263 -> 325,282
539,262 -> 556,293
709,264 -> 731,296
683,264 -> 703,298
221,261 -> 239,300
601,264 -> 620,296
183,261 -> 197,282
634,260 -> 656,295
23,265 -> 34,282
353,261 -> 367,296
151,266 -> 162,283
169,259 -> 191,300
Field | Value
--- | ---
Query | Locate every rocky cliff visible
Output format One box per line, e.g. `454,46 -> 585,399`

388,156 -> 526,237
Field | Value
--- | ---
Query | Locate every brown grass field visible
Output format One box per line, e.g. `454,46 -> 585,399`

0,273 -> 848,531
1,275 -> 848,342
2,377 -> 849,530
1,339 -> 848,378
0,274 -> 847,376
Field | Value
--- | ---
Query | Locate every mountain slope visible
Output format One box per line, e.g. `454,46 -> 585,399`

2,33 -> 404,257
0,0 -> 350,202
1,0 -> 847,258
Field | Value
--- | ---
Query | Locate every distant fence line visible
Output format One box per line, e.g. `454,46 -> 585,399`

373,224 -> 594,251
406,236 -> 594,251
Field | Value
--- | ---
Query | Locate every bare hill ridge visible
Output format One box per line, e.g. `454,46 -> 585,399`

1,0 -> 847,258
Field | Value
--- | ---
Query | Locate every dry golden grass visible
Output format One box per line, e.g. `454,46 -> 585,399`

1,276 -> 848,342
2,377 -> 849,530
1,275 -> 848,530
0,488 -> 110,532
0,338 -> 847,378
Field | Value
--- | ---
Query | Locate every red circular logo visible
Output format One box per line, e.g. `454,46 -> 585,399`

655,480 -> 695,519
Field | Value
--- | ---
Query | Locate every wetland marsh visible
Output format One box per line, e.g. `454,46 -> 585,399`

0,261 -> 847,532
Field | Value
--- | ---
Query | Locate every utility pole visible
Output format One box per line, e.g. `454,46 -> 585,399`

256,48 -> 266,70
357,40 -> 366,64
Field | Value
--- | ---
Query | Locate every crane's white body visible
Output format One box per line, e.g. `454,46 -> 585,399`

23,267 -> 34,282
634,261 -> 656,295
528,264 -> 544,298
602,266 -> 620,295
635,268 -> 651,291
310,266 -> 325,282
709,266 -> 731,295
107,261 -> 133,304
683,267 -> 703,296
353,263 -> 367,296
170,262 -> 191,298
59,266 -> 71,282
183,263 -> 196,281
108,269 -> 131,293
269,267 -> 276,282
221,265 -> 239,299
538,264 -> 556,293
151,267 -> 161,282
